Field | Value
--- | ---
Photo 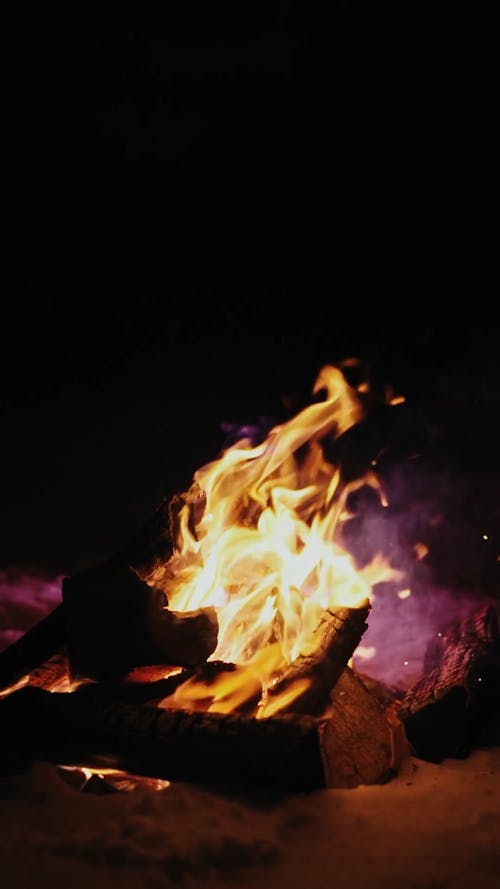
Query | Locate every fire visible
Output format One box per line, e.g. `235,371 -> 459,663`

151,364 -> 399,712
58,765 -> 170,792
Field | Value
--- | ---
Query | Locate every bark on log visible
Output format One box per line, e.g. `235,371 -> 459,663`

0,605 -> 66,691
0,682 -> 405,791
397,604 -> 500,761
26,650 -> 70,691
62,562 -> 218,681
262,603 -> 370,716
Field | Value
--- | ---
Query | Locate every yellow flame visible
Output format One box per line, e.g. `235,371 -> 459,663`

151,364 -> 400,707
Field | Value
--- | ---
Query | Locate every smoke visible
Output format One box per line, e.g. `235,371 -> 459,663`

346,451 -> 500,689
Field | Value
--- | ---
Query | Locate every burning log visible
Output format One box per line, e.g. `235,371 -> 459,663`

397,605 -> 500,762
0,682 -> 405,791
262,603 -> 370,716
0,491 -> 211,689
62,562 -> 218,681
116,486 -> 206,581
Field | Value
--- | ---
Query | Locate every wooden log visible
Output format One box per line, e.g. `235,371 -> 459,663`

397,604 -> 500,761
26,650 -> 70,691
323,666 -> 409,787
0,605 -> 66,691
113,496 -> 174,579
0,488 -> 212,689
62,562 -> 218,681
116,484 -> 206,581
353,671 -> 406,707
262,603 -> 370,716
74,662 -> 246,706
0,682 -> 405,791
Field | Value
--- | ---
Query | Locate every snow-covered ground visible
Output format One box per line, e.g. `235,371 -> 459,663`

2,748 -> 500,889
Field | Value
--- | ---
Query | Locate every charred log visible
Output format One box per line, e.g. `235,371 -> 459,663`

76,661 -> 246,706
353,671 -> 406,708
397,605 -> 500,762
62,562 -> 218,681
27,650 -> 70,690
263,603 -> 370,716
116,485 -> 206,581
113,496 -> 174,579
0,605 -> 66,691
0,682 -> 405,791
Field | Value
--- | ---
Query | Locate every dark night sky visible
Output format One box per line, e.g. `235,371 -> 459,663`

3,2 -> 499,577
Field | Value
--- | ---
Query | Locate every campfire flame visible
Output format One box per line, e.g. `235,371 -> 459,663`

152,364 -> 401,713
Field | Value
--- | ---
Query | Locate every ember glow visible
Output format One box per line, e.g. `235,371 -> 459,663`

151,364 -> 400,711
58,765 -> 171,793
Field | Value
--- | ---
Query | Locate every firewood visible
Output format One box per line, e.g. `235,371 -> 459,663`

397,605 -> 500,761
0,605 -> 66,691
353,671 -> 406,707
323,666 -> 408,787
62,562 -> 218,681
0,682 -> 405,791
115,488 -> 205,581
262,604 -> 370,716
113,495 -> 174,578
75,661 -> 244,706
27,650 -> 70,691
0,491 -> 210,689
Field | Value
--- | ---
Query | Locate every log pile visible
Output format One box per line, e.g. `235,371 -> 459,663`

0,558 -> 402,789
62,562 -> 218,681
397,604 -> 500,762
0,663 -> 403,792
1,495 -> 499,791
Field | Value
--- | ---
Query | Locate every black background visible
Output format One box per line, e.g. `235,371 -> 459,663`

3,2 -> 499,578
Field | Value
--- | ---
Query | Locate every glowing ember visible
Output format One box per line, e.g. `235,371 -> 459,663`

58,765 -> 170,793
414,542 -> 429,561
150,364 -> 400,711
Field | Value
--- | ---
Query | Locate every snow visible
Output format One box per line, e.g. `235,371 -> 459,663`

2,750 -> 500,888
1,570 -> 500,888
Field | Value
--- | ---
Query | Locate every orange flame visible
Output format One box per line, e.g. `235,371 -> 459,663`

152,364 -> 399,707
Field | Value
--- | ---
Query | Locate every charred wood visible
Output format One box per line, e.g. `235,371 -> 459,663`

113,496 -> 174,579
263,603 -> 370,715
116,486 -> 205,581
0,605 -> 66,691
0,681 -> 404,791
0,686 -> 325,791
397,605 -> 500,762
75,662 -> 244,706
62,562 -> 218,681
